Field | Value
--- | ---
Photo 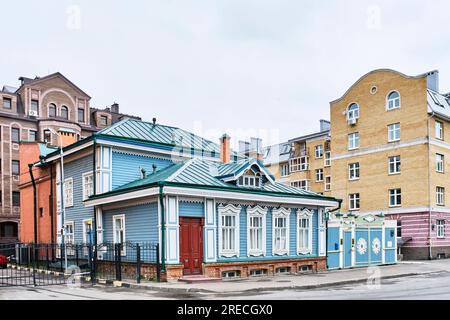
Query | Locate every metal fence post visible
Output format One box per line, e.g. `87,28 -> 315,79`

136,244 -> 141,284
60,244 -> 64,273
115,243 -> 122,281
32,244 -> 37,287
156,243 -> 161,283
46,244 -> 50,270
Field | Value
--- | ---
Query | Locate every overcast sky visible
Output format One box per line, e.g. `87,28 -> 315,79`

1,0 -> 450,148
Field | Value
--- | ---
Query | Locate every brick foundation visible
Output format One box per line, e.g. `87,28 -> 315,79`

161,264 -> 184,282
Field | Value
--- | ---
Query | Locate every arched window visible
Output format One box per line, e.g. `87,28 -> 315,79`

387,91 -> 401,110
347,103 -> 359,121
61,106 -> 69,119
48,103 -> 56,117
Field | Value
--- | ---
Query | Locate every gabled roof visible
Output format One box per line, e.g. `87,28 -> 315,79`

96,118 -> 241,158
1,85 -> 18,94
97,158 -> 331,201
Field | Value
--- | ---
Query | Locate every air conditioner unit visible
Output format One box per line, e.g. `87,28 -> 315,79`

28,110 -> 38,117
348,118 -> 357,125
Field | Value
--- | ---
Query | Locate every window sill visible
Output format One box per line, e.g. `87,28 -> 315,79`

297,250 -> 312,256
273,251 -> 289,256
348,148 -> 359,151
386,107 -> 401,112
248,251 -> 264,257
388,140 -> 401,143
220,252 -> 239,258
388,172 -> 401,176
436,171 -> 445,174
349,208 -> 360,212
389,205 -> 402,208
349,178 -> 360,182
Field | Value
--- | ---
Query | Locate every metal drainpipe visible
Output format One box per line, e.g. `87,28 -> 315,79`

427,112 -> 435,260
49,164 -> 55,245
92,139 -> 97,248
28,164 -> 38,244
159,183 -> 166,272
325,199 -> 342,268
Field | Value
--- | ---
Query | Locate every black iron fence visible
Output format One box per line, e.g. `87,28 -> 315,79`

0,241 -> 160,287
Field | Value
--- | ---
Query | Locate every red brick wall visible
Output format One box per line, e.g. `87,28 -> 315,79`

19,142 -> 56,243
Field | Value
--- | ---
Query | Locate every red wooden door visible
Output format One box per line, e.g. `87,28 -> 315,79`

180,218 -> 203,275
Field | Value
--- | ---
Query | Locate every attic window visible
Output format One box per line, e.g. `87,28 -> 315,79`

238,174 -> 261,188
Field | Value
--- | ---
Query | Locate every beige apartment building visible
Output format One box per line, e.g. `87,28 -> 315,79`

263,69 -> 450,260
0,72 -> 140,243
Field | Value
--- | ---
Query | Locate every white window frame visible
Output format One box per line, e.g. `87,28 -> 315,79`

315,168 -> 324,182
387,91 -> 401,110
435,120 -> 444,140
348,133 -> 360,150
238,174 -> 261,188
436,187 -> 445,206
436,154 -> 445,173
389,189 -> 402,207
349,162 -> 360,181
218,204 -> 241,258
247,206 -> 267,257
82,172 -> 94,201
325,176 -> 331,191
272,208 -> 290,256
280,163 -> 290,177
324,151 -> 331,167
388,123 -> 401,142
347,103 -> 360,121
113,214 -> 126,255
437,220 -> 445,239
64,178 -> 74,208
315,145 -> 323,159
389,156 -> 401,175
291,180 -> 309,191
64,221 -> 75,256
297,209 -> 313,255
290,156 -> 309,172
349,193 -> 360,211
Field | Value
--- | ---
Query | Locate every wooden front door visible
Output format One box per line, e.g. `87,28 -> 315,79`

180,217 -> 203,275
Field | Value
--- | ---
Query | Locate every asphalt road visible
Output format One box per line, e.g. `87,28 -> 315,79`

1,271 -> 450,300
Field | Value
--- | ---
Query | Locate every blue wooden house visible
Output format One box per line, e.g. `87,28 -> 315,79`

43,119 -> 340,281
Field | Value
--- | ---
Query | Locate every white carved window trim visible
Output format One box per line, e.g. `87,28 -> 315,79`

247,206 -> 268,257
297,209 -> 313,255
113,214 -> 126,256
64,178 -> 74,208
218,204 -> 241,258
82,171 -> 94,201
272,208 -> 290,256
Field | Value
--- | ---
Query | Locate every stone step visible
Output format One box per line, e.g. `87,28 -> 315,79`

178,275 -> 221,284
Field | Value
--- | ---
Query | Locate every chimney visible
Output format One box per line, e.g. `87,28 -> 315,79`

111,102 -> 119,113
220,134 -> 231,164
320,120 -> 331,132
427,70 -> 439,92
152,117 -> 157,126
152,164 -> 157,173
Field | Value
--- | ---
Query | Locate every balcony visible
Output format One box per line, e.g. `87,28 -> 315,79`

289,156 -> 309,173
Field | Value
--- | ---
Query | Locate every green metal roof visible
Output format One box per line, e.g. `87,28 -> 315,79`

101,158 -> 336,202
39,143 -> 58,157
97,118 -> 241,157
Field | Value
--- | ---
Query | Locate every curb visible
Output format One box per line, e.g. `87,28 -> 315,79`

101,270 -> 445,295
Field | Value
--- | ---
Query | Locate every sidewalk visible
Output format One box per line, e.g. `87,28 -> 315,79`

111,260 -> 450,294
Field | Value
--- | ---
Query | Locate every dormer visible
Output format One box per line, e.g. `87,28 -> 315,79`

217,159 -> 275,189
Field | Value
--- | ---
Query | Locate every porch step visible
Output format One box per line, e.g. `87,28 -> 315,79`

178,275 -> 221,284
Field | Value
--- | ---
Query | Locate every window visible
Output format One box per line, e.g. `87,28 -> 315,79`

387,91 -> 401,110
349,193 -> 360,211
247,206 -> 267,256
113,215 -> 126,255
29,130 -> 37,142
61,106 -> 68,119
389,189 -> 402,207
315,169 -> 324,182
436,154 -> 445,173
100,115 -> 108,126
281,163 -> 290,177
324,151 -> 331,167
218,204 -> 240,257
388,123 -> 401,142
436,120 -> 444,140
349,162 -> 360,180
298,210 -> 312,254
12,160 -> 20,176
436,187 -> 445,206
3,97 -> 12,109
48,103 -> 56,117
30,100 -> 39,113
397,220 -> 402,238
44,130 -> 52,143
348,133 -> 360,150
39,208 -> 44,218
64,178 -> 73,208
78,108 -> 85,123
82,172 -> 94,200
11,128 -> 20,143
437,220 -> 445,239
12,191 -> 20,207
315,145 -> 323,158
325,176 -> 331,191
291,180 -> 309,191
272,208 -> 290,255
64,222 -> 75,255
389,156 -> 401,174
347,103 -> 360,122
290,156 -> 308,172
237,175 -> 261,188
